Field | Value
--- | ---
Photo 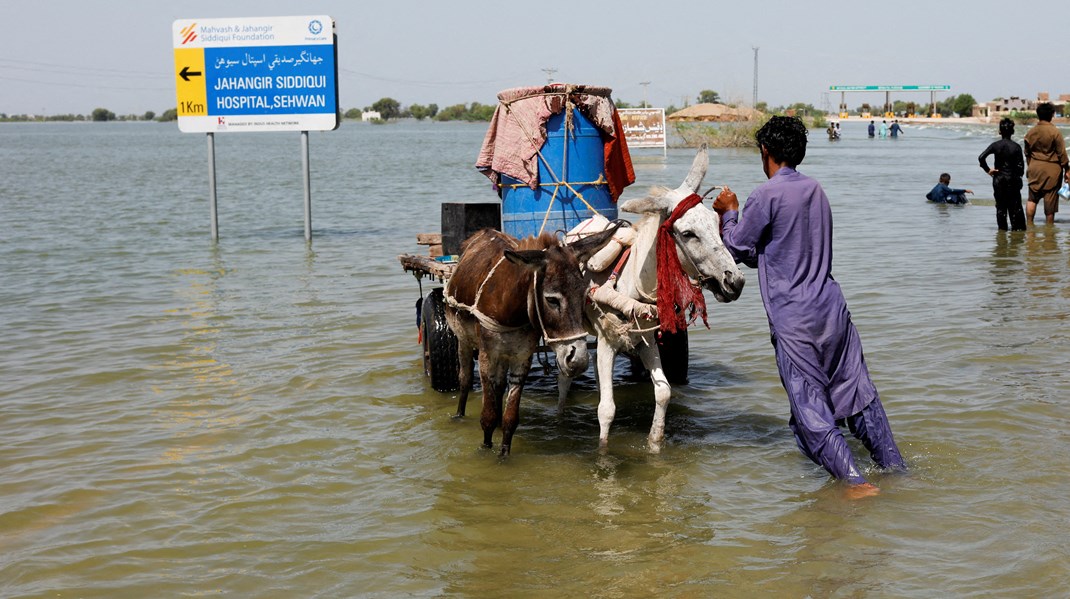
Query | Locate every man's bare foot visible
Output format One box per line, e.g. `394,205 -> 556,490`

845,482 -> 881,500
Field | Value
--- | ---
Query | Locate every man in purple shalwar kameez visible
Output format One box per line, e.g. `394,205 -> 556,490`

713,116 -> 905,497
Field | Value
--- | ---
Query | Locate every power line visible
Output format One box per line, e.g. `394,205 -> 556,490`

541,67 -> 557,85
0,57 -> 167,79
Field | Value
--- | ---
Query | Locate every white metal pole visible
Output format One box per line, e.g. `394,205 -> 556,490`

207,132 -> 218,242
662,109 -> 667,158
301,130 -> 312,242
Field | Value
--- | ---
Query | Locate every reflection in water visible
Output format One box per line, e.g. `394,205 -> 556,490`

158,248 -> 249,463
591,453 -> 627,518
988,231 -> 1026,310
423,444 -> 722,596
1023,226 -> 1062,298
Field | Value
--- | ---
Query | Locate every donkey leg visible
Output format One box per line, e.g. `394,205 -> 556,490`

638,341 -> 672,453
556,371 -> 573,417
453,342 -> 475,418
478,353 -> 507,449
499,361 -> 532,457
595,337 -> 618,449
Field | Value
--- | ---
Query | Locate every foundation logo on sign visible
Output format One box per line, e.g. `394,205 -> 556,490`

308,20 -> 323,35
179,23 -> 197,45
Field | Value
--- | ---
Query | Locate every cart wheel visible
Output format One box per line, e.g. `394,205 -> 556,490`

422,288 -> 460,392
658,328 -> 689,385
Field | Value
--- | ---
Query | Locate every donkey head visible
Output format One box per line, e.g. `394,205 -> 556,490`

505,225 -> 620,377
619,146 -> 745,303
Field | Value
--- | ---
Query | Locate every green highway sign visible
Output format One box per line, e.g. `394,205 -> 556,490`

829,85 -> 951,91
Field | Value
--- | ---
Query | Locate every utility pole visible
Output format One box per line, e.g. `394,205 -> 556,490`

751,46 -> 759,107
639,81 -> 651,108
541,67 -> 558,85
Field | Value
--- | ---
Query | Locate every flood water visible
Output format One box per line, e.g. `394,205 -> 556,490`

2,118 -> 1069,597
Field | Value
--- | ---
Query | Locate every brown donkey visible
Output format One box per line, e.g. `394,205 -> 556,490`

444,226 -> 618,456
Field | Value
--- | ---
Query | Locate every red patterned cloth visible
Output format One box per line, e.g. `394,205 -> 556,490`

475,84 -> 634,201
603,109 -> 636,200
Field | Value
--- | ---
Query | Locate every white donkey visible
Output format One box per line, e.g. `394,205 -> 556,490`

561,146 -> 745,452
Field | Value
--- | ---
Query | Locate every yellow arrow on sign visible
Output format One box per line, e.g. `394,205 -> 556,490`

174,48 -> 207,116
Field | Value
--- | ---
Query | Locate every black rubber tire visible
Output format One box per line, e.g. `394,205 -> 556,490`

421,287 -> 461,392
658,328 -> 689,385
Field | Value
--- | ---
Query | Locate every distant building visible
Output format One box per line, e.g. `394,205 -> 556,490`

973,93 -> 1070,119
361,111 -> 382,122
972,96 -> 1036,119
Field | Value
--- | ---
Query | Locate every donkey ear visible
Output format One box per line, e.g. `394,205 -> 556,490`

678,144 -> 708,194
620,192 -> 671,215
620,196 -> 658,215
504,249 -> 548,271
566,222 -> 622,263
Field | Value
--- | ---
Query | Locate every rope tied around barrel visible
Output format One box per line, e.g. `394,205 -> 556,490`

499,85 -> 608,236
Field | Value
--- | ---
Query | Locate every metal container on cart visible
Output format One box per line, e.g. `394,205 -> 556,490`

499,109 -> 616,238
476,84 -> 630,239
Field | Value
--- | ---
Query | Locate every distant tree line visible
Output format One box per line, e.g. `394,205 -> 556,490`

342,97 -> 496,122
0,91 -> 986,125
0,108 -> 174,123
853,94 -> 977,117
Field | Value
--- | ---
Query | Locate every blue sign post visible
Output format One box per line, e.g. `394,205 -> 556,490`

173,16 -> 339,241
174,16 -> 338,132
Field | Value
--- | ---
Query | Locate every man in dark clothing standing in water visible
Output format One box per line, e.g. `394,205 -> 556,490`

979,118 -> 1027,231
713,116 -> 907,499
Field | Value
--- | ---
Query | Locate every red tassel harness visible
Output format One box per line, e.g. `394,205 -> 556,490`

656,193 -> 709,335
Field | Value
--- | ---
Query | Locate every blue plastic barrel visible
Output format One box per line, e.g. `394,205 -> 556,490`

500,109 -> 617,239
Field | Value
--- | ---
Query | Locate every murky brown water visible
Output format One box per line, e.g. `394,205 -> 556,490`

2,120 -> 1069,597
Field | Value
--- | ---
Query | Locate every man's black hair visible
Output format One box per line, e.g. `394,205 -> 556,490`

755,115 -> 808,167
999,117 -> 1015,138
1036,102 -> 1055,122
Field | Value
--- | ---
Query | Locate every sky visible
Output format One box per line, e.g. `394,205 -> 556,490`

0,0 -> 1062,116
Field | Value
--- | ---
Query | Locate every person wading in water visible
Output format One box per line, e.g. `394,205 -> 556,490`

713,116 -> 907,499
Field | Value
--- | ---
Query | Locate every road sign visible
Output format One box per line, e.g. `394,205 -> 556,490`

618,108 -> 666,150
172,15 -> 338,132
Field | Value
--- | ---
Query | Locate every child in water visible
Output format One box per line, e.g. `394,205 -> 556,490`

926,173 -> 973,204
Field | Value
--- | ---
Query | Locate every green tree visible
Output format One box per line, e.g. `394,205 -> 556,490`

614,99 -> 633,109
468,102 -> 495,121
409,104 -> 431,120
434,103 -> 467,121
937,96 -> 957,117
952,94 -> 977,117
157,108 -> 178,122
427,103 -> 439,118
142,110 -> 155,121
91,107 -> 116,121
781,102 -> 820,116
371,97 -> 401,120
433,102 -> 496,122
697,90 -> 721,104
343,108 -> 361,119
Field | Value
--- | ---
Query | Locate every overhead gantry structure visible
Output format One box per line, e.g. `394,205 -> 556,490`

829,85 -> 951,118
